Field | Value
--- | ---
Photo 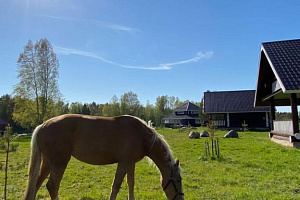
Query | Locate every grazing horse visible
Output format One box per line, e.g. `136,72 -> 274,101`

23,114 -> 184,200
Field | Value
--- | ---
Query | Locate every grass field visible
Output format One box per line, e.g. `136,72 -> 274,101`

1,128 -> 300,199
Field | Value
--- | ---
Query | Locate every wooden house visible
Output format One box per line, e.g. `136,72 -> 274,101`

162,102 -> 202,128
204,90 -> 270,130
254,39 -> 300,145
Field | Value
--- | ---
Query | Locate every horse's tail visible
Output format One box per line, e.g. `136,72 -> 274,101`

24,124 -> 43,200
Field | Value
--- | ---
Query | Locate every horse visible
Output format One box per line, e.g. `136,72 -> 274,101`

23,114 -> 184,200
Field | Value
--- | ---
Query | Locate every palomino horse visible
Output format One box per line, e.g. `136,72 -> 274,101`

24,114 -> 184,200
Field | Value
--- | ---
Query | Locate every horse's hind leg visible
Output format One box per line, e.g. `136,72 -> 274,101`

109,162 -> 134,200
127,164 -> 135,200
36,156 -> 50,191
46,162 -> 69,200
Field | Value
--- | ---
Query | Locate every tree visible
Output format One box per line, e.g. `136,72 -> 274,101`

144,100 -> 155,122
155,95 -> 171,126
0,94 -> 14,125
56,101 -> 69,115
89,102 -> 99,116
82,104 -> 90,115
109,95 -> 120,116
13,38 -> 60,128
120,92 -> 141,116
69,102 -> 83,114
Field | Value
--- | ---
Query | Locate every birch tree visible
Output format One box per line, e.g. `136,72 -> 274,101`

13,38 -> 60,128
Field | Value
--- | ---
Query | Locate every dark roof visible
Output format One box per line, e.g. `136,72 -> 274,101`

0,118 -> 8,125
175,102 -> 199,112
204,90 -> 270,113
262,39 -> 300,91
162,115 -> 199,120
255,39 -> 300,106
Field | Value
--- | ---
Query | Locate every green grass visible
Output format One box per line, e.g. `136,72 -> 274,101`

2,128 -> 300,199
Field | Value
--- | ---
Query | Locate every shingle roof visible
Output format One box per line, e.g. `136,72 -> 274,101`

262,39 -> 300,91
204,90 -> 270,113
175,102 -> 199,112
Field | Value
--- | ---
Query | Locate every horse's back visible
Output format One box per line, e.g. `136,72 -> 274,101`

37,114 -> 152,165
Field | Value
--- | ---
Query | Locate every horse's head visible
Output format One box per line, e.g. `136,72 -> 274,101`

162,159 -> 184,200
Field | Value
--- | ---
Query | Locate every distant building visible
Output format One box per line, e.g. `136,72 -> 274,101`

204,90 -> 270,130
162,102 -> 202,128
0,118 -> 8,136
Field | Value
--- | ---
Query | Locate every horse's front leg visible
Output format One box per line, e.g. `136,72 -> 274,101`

127,164 -> 135,200
109,162 -> 134,200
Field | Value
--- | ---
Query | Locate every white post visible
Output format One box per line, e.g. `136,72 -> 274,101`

227,113 -> 230,127
266,112 -> 269,128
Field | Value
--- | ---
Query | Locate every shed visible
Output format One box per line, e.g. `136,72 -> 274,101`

204,90 -> 270,130
254,39 -> 300,144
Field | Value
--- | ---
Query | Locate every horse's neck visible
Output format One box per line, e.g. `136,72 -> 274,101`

147,138 -> 173,177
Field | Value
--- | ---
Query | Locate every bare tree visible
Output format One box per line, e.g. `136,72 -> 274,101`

13,38 -> 60,127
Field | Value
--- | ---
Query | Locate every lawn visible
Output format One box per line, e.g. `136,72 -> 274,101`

1,128 -> 300,199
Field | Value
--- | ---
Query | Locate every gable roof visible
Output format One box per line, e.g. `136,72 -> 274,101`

204,90 -> 270,113
255,39 -> 300,106
262,39 -> 300,91
175,101 -> 199,112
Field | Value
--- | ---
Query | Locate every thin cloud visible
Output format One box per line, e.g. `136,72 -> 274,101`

107,24 -> 135,32
54,46 -> 213,71
43,15 -> 75,21
160,51 -> 213,68
43,15 -> 138,33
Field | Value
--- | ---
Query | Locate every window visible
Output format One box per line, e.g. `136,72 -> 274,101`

191,111 -> 199,114
164,119 -> 180,124
176,111 -> 185,115
195,119 -> 202,124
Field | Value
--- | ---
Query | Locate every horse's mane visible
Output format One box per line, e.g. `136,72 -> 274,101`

128,115 -> 175,166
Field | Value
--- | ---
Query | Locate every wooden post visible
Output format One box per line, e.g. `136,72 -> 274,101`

269,97 -> 275,131
290,93 -> 299,134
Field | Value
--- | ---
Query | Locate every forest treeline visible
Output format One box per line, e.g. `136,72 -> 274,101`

0,92 -> 201,132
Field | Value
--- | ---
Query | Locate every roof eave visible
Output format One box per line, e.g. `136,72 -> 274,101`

261,46 -> 286,91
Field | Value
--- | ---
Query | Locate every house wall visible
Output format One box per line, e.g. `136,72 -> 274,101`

229,112 -> 268,128
210,112 -> 270,128
163,118 -> 202,128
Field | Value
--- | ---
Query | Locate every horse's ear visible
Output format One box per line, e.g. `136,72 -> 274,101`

174,158 -> 180,167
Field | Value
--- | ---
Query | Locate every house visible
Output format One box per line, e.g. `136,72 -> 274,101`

162,102 -> 202,128
254,39 -> 300,144
0,118 -> 8,136
204,90 -> 270,130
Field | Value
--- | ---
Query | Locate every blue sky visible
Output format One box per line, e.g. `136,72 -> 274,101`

1,1 -> 300,108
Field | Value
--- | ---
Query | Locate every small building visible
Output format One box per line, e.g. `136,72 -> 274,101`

204,90 -> 270,130
254,39 -> 300,144
0,118 -> 8,136
162,102 -> 202,128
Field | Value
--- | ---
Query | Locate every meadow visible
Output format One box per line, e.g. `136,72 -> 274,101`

1,128 -> 300,200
